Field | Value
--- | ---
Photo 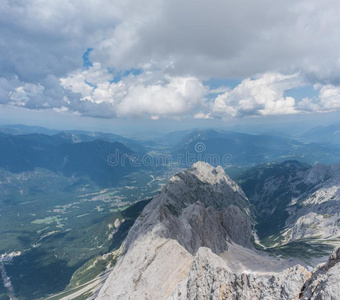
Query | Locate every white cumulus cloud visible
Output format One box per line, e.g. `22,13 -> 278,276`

60,65 -> 207,118
298,84 -> 340,113
211,73 -> 302,118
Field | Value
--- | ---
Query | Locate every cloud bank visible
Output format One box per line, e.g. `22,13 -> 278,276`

1,0 -> 340,119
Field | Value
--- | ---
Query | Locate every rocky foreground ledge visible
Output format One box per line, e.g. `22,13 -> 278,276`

96,162 -> 340,300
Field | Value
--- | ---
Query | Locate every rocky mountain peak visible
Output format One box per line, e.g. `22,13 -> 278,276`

97,163 -> 254,299
166,161 -> 249,211
185,161 -> 246,196
122,162 -> 253,255
97,163 -> 340,300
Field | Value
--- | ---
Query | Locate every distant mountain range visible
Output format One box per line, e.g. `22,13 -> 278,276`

1,125 -> 340,188
1,126 -> 340,188
2,124 -> 340,166
0,132 -> 138,186
172,129 -> 340,166
0,124 -> 146,153
300,123 -> 340,145
0,124 -> 61,135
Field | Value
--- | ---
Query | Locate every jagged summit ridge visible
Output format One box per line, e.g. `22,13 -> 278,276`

181,161 -> 246,197
122,161 -> 253,255
165,161 -> 249,212
97,162 -> 253,299
97,162 -> 340,300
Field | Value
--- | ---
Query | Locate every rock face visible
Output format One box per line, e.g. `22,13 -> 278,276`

123,161 -> 253,255
96,162 -> 340,300
300,247 -> 340,300
170,248 -> 310,300
97,162 -> 253,299
238,161 -> 340,246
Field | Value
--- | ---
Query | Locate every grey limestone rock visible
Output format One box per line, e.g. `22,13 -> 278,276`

123,161 -> 253,255
300,246 -> 340,300
170,247 -> 310,300
96,162 -> 340,300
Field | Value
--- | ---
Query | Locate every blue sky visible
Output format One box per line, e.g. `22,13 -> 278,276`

284,86 -> 318,101
82,48 -> 94,68
1,0 -> 340,132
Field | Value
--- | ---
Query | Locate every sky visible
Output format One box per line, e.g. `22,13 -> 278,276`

1,0 -> 340,132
